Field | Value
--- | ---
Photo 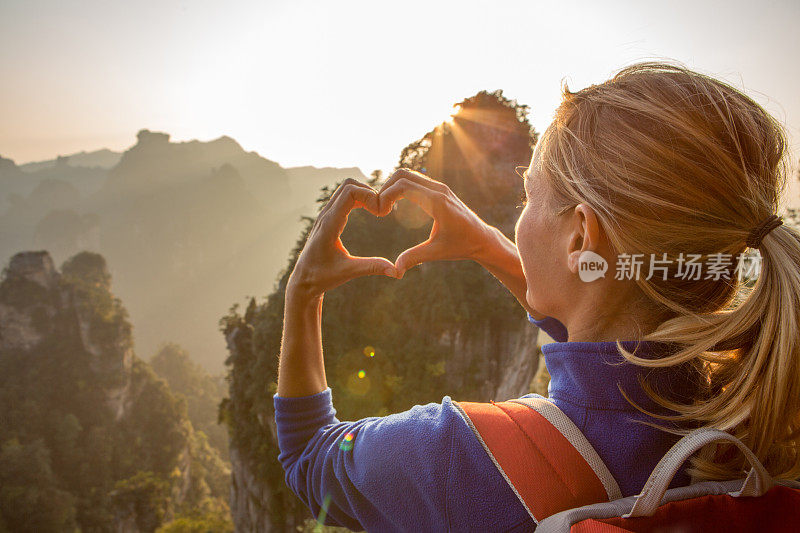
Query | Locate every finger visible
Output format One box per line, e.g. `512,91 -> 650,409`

395,239 -> 442,278
321,183 -> 379,238
346,255 -> 399,279
379,168 -> 450,193
378,178 -> 444,218
378,168 -> 449,203
310,180 -> 360,235
321,178 -> 377,217
314,179 -> 376,236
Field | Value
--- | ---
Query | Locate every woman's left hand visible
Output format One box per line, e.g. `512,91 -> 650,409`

286,178 -> 398,302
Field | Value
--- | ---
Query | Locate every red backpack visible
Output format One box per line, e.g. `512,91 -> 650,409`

454,397 -> 800,532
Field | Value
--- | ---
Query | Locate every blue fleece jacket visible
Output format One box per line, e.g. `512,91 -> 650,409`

273,314 -> 700,532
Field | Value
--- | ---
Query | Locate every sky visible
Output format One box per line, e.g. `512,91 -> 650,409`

2,0 -> 799,208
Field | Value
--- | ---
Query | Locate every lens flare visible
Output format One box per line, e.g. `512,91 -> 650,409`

346,371 -> 370,395
339,432 -> 355,451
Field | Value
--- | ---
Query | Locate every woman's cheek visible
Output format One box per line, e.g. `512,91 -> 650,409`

519,246 -> 542,313
516,214 -> 551,313
515,211 -> 534,274
514,234 -> 525,273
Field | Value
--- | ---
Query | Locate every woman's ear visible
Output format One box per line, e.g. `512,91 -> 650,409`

566,203 -> 603,274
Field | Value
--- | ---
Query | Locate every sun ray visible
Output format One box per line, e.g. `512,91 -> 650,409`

454,106 -> 521,134
446,119 -> 497,202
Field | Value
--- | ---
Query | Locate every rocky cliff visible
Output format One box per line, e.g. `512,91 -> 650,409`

0,251 -> 133,414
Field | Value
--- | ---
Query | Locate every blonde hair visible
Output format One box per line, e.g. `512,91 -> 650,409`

537,59 -> 800,483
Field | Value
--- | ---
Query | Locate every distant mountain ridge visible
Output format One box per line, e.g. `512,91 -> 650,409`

0,130 -> 369,373
10,139 -> 365,199
19,148 -> 123,172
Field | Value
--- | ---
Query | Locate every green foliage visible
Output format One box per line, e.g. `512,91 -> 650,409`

298,518 -> 353,532
0,276 -> 56,312
150,342 -> 230,461
174,428 -> 232,517
220,90 -> 538,529
117,359 -> 190,476
111,471 -> 171,532
155,510 -> 235,533
61,251 -> 112,291
66,252 -> 131,348
0,438 -> 77,532
0,251 -> 231,531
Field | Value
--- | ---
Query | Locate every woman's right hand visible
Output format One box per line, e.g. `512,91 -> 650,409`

378,168 -> 538,317
377,168 -> 497,278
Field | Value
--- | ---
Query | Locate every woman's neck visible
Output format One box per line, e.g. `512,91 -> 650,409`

564,296 -> 666,343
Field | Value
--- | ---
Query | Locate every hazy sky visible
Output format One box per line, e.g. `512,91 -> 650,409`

2,0 -> 799,207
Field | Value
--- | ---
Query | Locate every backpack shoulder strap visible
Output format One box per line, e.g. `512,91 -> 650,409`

453,397 -> 622,524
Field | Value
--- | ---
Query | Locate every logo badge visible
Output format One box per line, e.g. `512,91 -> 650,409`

578,251 -> 607,282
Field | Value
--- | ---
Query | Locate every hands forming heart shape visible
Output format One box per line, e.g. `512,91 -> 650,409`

286,168 -> 495,302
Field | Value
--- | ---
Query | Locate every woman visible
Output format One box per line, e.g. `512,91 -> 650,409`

274,61 -> 800,531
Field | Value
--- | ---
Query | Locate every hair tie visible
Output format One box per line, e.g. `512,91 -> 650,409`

746,214 -> 783,249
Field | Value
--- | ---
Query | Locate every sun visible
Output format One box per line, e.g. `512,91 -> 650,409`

444,104 -> 462,125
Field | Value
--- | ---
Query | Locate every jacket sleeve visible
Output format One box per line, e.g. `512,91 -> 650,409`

273,387 -> 457,532
527,312 -> 568,342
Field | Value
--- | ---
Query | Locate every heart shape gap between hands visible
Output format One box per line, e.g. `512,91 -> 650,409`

288,171 -> 490,300
341,195 -> 433,279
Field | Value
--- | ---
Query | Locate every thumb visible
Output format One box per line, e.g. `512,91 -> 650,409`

347,256 -> 399,279
395,241 -> 437,278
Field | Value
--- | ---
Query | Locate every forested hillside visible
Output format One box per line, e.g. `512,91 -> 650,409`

0,250 -> 231,532
150,342 -> 230,463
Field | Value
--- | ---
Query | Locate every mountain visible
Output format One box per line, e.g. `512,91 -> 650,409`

0,250 -> 232,532
284,165 -> 367,201
0,154 -> 108,210
0,155 -> 35,212
0,131 -> 368,373
19,149 -> 123,172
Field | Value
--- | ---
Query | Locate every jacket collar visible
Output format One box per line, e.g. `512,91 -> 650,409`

541,339 -> 702,414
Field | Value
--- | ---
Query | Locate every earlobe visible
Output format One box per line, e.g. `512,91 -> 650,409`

567,249 -> 581,274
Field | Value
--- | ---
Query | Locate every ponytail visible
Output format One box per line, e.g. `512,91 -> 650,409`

624,221 -> 800,482
538,59 -> 800,483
